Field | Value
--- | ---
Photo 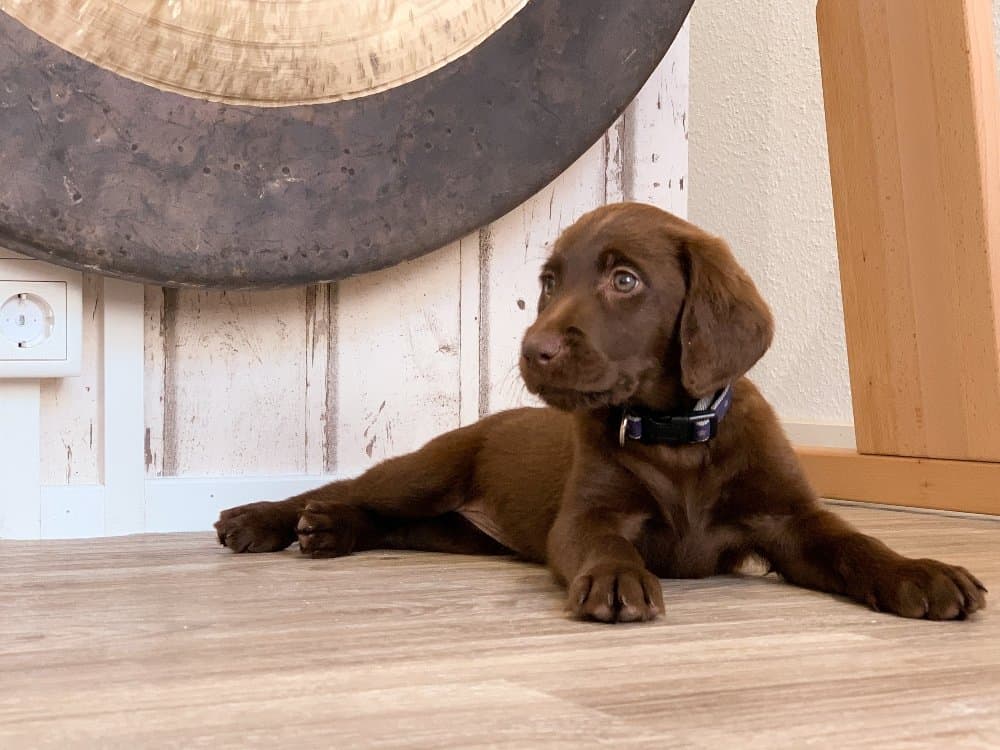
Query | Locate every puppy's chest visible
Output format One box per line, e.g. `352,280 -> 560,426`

622,454 -> 740,577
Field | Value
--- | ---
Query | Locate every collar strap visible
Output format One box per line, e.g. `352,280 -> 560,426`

617,384 -> 734,447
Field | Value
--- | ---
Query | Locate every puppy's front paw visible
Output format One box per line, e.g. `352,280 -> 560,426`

214,501 -> 298,553
296,503 -> 372,558
567,564 -> 665,623
866,559 -> 987,620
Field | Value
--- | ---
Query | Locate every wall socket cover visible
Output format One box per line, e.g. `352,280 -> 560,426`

0,260 -> 82,378
0,292 -> 55,347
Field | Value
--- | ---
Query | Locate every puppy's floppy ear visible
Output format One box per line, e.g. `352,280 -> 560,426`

678,233 -> 774,397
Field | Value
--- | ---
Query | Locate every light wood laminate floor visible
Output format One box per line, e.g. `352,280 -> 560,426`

2,502 -> 999,749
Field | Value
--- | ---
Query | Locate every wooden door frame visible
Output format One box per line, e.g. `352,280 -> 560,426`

806,0 -> 1000,514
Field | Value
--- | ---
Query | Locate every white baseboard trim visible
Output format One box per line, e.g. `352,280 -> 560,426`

40,485 -> 106,539
144,475 -> 336,533
18,475 -> 339,540
19,421 -> 856,540
0,381 -> 41,539
781,421 -> 856,450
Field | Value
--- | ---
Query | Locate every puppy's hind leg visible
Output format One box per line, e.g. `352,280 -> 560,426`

299,510 -> 511,558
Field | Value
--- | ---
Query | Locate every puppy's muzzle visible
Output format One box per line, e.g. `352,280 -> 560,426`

521,330 -> 566,369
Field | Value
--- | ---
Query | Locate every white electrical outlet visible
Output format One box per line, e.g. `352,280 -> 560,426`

0,257 -> 82,377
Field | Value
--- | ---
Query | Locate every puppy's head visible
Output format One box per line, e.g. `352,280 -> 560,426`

519,203 -> 773,412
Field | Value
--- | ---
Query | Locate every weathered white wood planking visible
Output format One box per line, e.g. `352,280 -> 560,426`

335,244 -> 463,476
458,230 -> 483,425
39,29 -> 688,484
303,284 -> 334,474
156,288 -> 314,476
604,24 -> 689,212
630,23 -> 690,215
143,286 -> 166,477
39,274 -> 103,485
144,284 -> 332,477
482,142 -> 608,414
102,278 -> 146,535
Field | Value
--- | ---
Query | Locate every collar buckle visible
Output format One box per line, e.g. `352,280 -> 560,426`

618,384 -> 734,447
618,414 -> 644,448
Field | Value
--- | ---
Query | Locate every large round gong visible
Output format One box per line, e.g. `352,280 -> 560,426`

0,0 -> 693,287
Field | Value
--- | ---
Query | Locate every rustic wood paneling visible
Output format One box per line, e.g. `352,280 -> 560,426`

143,284 -> 333,477
304,284 -> 334,474
334,244 -> 463,476
458,231 -> 484,425
143,286 -> 166,477
39,274 -> 103,485
629,28 -> 690,214
483,142 -> 607,414
158,288 -> 314,476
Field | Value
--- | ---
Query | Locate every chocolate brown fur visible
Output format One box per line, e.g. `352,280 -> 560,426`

215,203 -> 986,623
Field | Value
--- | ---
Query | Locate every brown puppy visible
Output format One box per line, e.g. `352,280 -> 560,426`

215,203 -> 986,622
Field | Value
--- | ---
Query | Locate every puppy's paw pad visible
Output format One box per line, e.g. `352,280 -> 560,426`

214,501 -> 296,553
567,564 -> 664,624
870,559 -> 986,620
296,503 -> 366,558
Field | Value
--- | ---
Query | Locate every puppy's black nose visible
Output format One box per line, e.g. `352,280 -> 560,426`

521,331 -> 564,366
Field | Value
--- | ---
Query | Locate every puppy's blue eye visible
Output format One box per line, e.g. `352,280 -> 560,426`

612,269 -> 640,293
540,275 -> 556,295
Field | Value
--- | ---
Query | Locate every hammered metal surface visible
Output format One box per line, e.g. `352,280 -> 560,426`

0,1 -> 693,287
1,0 -> 530,105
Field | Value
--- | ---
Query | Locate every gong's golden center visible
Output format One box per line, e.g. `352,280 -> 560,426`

0,0 -> 529,106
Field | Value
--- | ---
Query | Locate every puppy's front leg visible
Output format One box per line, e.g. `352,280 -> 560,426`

215,420 -> 485,555
214,497 -> 307,553
754,505 -> 987,620
214,482 -> 388,555
548,506 -> 664,623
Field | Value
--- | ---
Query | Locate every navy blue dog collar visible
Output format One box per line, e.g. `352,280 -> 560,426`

617,384 -> 734,447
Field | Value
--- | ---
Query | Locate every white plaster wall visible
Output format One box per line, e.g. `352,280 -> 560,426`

688,0 -> 1000,431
